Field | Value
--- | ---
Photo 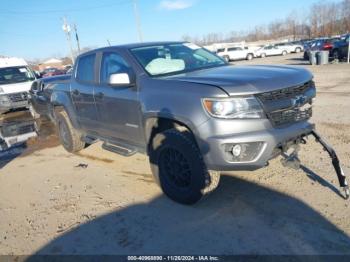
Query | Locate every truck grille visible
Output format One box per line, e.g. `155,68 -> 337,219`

256,81 -> 315,127
269,106 -> 312,126
257,81 -> 312,102
1,121 -> 36,137
8,92 -> 28,103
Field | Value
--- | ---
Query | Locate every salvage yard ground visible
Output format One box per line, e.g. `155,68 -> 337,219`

1,53 -> 350,255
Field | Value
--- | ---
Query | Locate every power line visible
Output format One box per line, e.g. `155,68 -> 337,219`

0,30 -> 58,37
0,0 -> 130,15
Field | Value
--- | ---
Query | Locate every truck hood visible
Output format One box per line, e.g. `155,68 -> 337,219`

168,65 -> 313,96
0,81 -> 33,95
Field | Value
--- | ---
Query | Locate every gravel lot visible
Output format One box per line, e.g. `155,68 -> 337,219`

1,53 -> 350,256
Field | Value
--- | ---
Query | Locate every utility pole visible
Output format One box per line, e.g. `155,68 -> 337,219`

107,39 -> 111,46
132,0 -> 143,42
62,17 -> 75,64
73,23 -> 81,54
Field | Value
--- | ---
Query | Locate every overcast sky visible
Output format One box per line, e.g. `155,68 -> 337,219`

0,0 -> 342,60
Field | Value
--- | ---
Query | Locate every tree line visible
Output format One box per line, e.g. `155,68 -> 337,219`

183,0 -> 350,45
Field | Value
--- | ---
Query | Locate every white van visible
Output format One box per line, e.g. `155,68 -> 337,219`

0,57 -> 37,114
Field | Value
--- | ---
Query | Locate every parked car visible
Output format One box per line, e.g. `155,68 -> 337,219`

303,38 -> 340,60
0,57 -> 37,114
41,68 -> 66,78
216,46 -> 254,61
254,45 -> 288,58
275,42 -> 304,53
330,34 -> 350,61
30,41 -> 349,204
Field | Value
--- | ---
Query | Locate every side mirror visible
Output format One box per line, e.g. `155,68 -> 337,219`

109,73 -> 133,86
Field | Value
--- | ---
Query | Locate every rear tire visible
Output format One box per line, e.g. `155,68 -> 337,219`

149,128 -> 220,205
56,110 -> 85,153
261,53 -> 266,58
282,50 -> 287,56
246,53 -> 253,60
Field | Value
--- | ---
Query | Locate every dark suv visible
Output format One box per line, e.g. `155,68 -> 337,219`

303,38 -> 340,60
331,34 -> 350,61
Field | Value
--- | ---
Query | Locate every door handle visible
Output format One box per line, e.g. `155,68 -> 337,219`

95,92 -> 104,99
72,89 -> 80,96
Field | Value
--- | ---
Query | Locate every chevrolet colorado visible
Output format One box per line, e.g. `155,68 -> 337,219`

29,42 -> 349,204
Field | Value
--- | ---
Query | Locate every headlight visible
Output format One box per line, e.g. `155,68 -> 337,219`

0,95 -> 10,105
203,97 -> 265,119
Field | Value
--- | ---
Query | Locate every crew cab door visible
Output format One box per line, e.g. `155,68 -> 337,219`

70,53 -> 99,132
272,46 -> 281,55
94,51 -> 143,145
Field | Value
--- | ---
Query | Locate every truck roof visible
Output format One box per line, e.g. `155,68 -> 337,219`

0,57 -> 28,68
77,41 -> 186,58
115,41 -> 185,49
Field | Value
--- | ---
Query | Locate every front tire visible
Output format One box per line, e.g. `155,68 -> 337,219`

261,53 -> 266,58
223,55 -> 230,63
295,47 -> 301,53
149,128 -> 220,205
56,110 -> 85,153
282,50 -> 287,56
246,53 -> 253,60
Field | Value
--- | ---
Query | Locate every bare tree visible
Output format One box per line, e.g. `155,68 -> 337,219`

181,0 -> 349,46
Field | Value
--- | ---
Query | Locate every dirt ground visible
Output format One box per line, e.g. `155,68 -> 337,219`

1,53 -> 350,256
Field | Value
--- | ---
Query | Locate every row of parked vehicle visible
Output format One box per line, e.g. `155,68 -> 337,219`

39,66 -> 72,78
216,41 -> 304,62
303,34 -> 350,61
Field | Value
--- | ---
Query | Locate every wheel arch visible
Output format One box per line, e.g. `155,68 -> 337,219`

144,115 -> 198,155
246,53 -> 254,59
50,91 -> 80,130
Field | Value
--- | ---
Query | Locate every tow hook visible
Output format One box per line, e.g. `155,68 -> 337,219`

310,130 -> 349,200
281,143 -> 301,170
281,130 -> 349,200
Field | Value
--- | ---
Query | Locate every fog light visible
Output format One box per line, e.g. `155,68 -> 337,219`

231,144 -> 242,157
223,142 -> 265,162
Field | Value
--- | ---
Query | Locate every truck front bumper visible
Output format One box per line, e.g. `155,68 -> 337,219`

196,119 -> 314,171
1,132 -> 37,150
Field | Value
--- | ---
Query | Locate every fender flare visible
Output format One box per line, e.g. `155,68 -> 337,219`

50,91 -> 80,130
144,112 -> 200,142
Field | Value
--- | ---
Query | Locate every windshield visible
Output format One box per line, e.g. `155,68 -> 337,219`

130,43 -> 227,76
0,66 -> 35,85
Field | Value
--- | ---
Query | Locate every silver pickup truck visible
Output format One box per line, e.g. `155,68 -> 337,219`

29,41 -> 349,204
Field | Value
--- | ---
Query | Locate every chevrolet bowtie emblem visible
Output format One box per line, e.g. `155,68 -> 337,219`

292,95 -> 307,107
